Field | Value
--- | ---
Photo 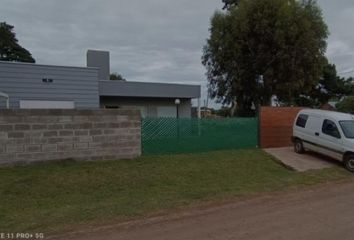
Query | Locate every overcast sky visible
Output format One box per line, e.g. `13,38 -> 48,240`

1,0 -> 354,107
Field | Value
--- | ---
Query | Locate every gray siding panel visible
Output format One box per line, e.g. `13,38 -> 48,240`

0,61 -> 99,109
0,83 -> 98,90
0,89 -> 98,95
0,70 -> 98,78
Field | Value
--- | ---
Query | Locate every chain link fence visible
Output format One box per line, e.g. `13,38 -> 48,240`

142,117 -> 258,155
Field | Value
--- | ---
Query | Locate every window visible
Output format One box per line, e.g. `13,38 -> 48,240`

339,121 -> 354,139
296,114 -> 309,128
322,119 -> 341,138
19,100 -> 74,109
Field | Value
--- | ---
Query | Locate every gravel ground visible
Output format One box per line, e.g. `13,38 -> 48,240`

50,180 -> 354,240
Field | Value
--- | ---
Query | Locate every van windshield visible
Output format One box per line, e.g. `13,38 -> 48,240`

339,121 -> 354,139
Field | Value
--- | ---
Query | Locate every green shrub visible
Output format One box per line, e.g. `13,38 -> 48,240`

336,97 -> 354,114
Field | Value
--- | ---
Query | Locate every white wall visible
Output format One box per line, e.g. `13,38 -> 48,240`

100,97 -> 192,118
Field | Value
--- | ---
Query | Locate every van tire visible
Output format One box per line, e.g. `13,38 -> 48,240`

294,139 -> 305,154
344,154 -> 354,172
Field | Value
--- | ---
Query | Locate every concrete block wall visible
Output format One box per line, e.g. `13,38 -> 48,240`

0,109 -> 141,165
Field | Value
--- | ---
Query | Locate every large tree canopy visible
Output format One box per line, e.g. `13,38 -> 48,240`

0,22 -> 35,63
203,0 -> 329,115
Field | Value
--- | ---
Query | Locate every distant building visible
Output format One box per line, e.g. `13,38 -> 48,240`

321,101 -> 337,111
0,50 -> 201,118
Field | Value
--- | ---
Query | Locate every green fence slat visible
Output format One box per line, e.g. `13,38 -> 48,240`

142,117 -> 258,155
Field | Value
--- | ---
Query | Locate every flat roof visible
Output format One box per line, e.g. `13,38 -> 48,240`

99,81 -> 201,99
0,60 -> 98,71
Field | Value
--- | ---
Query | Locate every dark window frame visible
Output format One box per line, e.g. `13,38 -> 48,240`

322,119 -> 341,139
104,105 -> 121,109
296,114 -> 309,128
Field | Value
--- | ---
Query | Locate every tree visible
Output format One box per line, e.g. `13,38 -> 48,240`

110,72 -> 126,81
336,97 -> 354,114
217,107 -> 232,117
0,22 -> 35,63
222,0 -> 240,9
202,0 -> 328,116
349,77 -> 354,95
295,62 -> 353,107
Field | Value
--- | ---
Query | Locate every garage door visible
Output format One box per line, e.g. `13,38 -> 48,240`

20,100 -> 75,109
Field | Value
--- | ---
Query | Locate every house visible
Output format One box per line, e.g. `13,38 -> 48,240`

0,50 -> 201,118
199,107 -> 213,118
0,60 -> 100,109
321,101 -> 337,111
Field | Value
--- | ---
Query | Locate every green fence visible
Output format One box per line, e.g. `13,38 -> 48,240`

141,117 -> 258,155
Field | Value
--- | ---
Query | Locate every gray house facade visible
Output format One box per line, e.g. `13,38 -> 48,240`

0,61 -> 99,109
99,80 -> 200,118
0,50 -> 201,118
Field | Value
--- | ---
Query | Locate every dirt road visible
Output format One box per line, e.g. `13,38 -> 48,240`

52,181 -> 354,240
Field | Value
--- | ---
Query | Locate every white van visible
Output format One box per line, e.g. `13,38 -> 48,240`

292,109 -> 354,172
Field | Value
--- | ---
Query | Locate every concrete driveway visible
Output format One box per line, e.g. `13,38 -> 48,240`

264,147 -> 339,172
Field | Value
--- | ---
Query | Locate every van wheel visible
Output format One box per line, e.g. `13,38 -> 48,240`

344,154 -> 354,172
294,139 -> 304,154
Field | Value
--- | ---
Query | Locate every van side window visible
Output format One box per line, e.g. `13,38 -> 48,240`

296,114 -> 309,128
322,119 -> 341,139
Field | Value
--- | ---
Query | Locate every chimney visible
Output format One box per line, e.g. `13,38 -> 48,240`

87,50 -> 110,80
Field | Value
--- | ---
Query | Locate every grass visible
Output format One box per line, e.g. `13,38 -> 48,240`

0,149 -> 352,234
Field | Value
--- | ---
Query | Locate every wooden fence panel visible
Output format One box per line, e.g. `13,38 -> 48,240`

259,107 -> 303,148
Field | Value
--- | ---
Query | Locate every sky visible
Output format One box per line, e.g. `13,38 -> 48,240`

1,0 -> 354,108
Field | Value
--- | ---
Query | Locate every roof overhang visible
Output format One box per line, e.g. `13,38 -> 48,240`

99,81 -> 201,99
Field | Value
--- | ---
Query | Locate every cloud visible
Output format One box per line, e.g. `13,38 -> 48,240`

319,0 -> 354,76
1,0 -> 222,106
1,0 -> 354,108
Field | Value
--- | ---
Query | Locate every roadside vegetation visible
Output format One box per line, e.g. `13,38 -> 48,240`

0,149 -> 352,234
336,96 -> 354,114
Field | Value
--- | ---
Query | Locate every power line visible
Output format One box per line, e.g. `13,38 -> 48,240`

339,69 -> 354,75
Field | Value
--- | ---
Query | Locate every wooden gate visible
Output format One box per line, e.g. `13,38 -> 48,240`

259,107 -> 304,148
